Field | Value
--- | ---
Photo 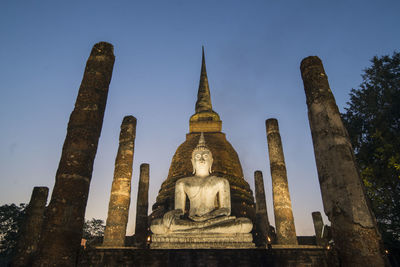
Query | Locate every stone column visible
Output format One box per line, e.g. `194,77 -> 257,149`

311,211 -> 324,246
266,119 -> 298,245
300,56 -> 385,266
254,170 -> 270,246
134,163 -> 150,248
12,187 -> 49,267
103,115 -> 137,247
33,42 -> 115,267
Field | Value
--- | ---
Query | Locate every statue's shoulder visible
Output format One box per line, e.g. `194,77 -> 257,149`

209,175 -> 229,184
176,176 -> 196,184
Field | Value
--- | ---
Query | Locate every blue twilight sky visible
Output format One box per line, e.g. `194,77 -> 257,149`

0,1 -> 399,236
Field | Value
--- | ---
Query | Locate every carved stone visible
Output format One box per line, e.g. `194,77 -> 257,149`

300,56 -> 385,266
12,187 -> 48,267
266,119 -> 298,245
150,133 -> 254,248
103,115 -> 137,247
151,233 -> 254,249
134,163 -> 150,248
33,42 -> 115,267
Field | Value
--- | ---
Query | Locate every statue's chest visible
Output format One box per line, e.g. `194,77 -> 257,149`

187,181 -> 219,201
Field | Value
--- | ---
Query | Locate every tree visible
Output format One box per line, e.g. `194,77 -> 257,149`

0,203 -> 26,263
82,218 -> 105,246
342,52 -> 400,249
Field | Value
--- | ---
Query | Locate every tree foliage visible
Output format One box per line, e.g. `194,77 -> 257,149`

342,52 -> 400,248
82,218 -> 105,244
0,202 -> 105,263
0,203 -> 26,262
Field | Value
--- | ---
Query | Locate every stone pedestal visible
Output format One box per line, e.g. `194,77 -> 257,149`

151,233 -> 255,249
79,247 -> 330,267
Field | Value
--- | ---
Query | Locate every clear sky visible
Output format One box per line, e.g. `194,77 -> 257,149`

0,1 -> 399,236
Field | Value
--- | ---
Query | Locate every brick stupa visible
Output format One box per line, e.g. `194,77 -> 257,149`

150,48 -> 255,223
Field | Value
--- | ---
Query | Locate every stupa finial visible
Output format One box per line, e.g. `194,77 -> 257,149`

195,47 -> 213,113
189,47 -> 222,133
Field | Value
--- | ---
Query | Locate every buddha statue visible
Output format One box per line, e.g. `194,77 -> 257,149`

150,133 -> 253,234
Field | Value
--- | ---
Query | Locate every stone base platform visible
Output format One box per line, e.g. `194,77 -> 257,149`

78,246 -> 333,266
150,233 -> 255,249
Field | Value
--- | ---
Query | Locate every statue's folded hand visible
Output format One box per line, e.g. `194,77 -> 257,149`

189,214 -> 210,222
189,207 -> 230,222
163,209 -> 183,228
210,207 -> 230,217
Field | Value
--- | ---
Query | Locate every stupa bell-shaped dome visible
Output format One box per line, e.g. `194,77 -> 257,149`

151,48 -> 255,222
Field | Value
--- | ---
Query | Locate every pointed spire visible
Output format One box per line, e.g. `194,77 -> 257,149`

201,46 -> 207,77
195,46 -> 213,113
189,47 -> 222,133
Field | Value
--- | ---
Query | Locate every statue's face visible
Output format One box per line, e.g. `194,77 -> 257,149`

192,149 -> 213,177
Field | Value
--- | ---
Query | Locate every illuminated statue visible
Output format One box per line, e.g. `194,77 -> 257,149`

150,133 -> 253,234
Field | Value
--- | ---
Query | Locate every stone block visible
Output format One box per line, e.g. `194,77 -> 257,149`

150,233 -> 255,249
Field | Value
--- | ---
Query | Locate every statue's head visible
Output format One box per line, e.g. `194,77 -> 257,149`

191,133 -> 213,177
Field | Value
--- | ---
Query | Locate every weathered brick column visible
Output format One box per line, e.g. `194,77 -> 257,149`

134,163 -> 150,248
300,56 -> 385,266
33,42 -> 115,267
103,115 -> 137,247
311,211 -> 324,246
12,187 -> 49,267
254,170 -> 270,246
266,119 -> 298,245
